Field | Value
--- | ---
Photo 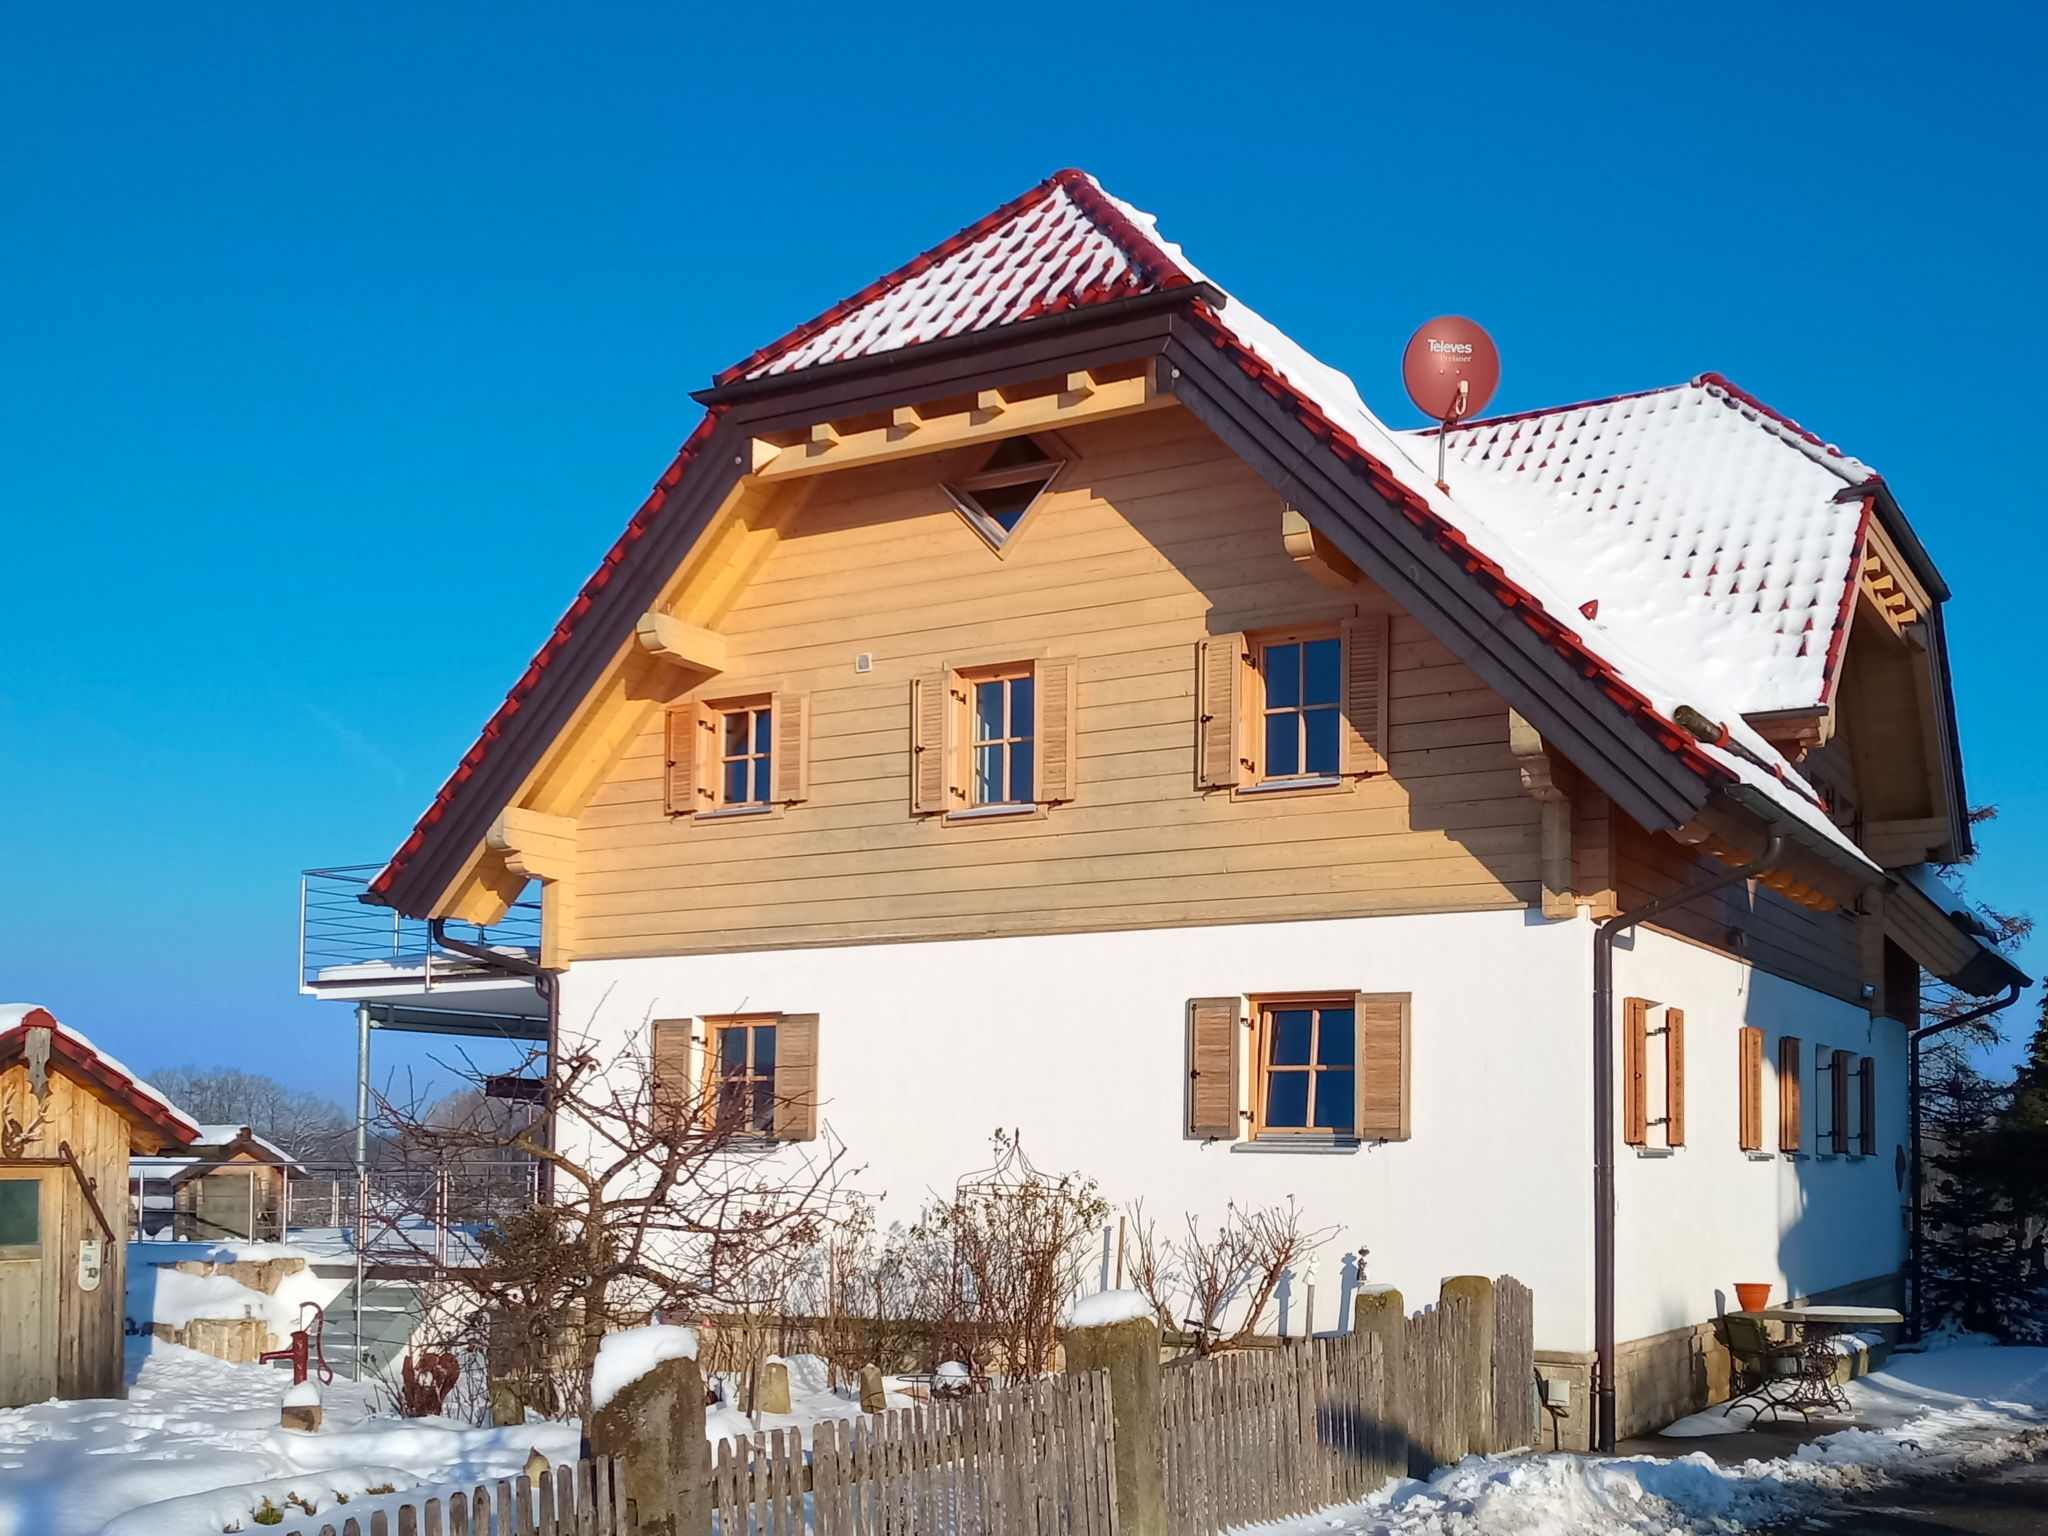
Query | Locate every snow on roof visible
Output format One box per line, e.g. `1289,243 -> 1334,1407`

1401,380 -> 1875,716
0,1004 -> 203,1142
720,170 -> 1190,384
189,1124 -> 302,1167
1085,183 -> 1873,870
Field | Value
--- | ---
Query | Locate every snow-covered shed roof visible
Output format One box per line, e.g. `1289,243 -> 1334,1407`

186,1124 -> 302,1169
0,1005 -> 203,1147
371,169 -> 1921,910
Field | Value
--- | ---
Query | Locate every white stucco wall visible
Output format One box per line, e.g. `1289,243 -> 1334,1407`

559,911 -> 1902,1356
1611,926 -> 1907,1344
560,910 -> 1597,1347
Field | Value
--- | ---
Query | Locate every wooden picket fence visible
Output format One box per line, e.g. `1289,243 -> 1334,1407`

287,1454 -> 629,1535
1161,1332 -> 1397,1536
1161,1276 -> 1536,1536
712,1372 -> 1118,1536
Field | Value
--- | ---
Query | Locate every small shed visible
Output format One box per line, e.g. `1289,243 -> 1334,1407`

1,1005 -> 200,1405
132,1125 -> 299,1241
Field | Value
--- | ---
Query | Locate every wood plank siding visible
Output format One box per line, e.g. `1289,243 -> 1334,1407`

571,409 -> 1543,958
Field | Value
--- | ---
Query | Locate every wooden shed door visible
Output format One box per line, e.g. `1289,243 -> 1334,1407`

0,1172 -> 58,1408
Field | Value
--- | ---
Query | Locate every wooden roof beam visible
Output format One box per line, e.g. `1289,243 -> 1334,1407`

748,361 -> 1170,482
634,610 -> 728,674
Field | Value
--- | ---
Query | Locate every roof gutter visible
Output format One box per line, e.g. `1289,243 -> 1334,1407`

1592,834 -> 1782,1453
426,917 -> 562,1205
1907,981 -> 2026,1340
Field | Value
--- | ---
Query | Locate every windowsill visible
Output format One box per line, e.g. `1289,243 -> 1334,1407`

1745,1151 -> 1777,1162
1235,775 -> 1345,796
1232,1138 -> 1361,1155
947,803 -> 1040,821
1781,1151 -> 1808,1162
1634,1146 -> 1678,1159
695,804 -> 778,821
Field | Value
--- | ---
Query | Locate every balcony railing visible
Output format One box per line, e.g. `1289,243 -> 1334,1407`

300,864 -> 540,989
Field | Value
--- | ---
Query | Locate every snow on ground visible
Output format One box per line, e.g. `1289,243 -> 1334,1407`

1251,1345 -> 2048,1536
704,1354 -> 924,1446
0,1339 -> 576,1536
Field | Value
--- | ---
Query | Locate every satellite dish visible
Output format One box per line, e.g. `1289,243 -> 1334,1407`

1403,316 -> 1500,492
1403,316 -> 1500,425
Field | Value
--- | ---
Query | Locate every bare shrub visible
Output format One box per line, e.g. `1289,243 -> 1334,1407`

374,1027 -> 861,1418
917,1132 -> 1108,1381
1174,1199 -> 1335,1352
1121,1199 -> 1180,1330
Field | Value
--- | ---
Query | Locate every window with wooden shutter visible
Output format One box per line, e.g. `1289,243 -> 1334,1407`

1778,1036 -> 1802,1152
1622,997 -> 1650,1146
1195,635 -> 1245,789
1354,991 -> 1411,1141
1829,1050 -> 1850,1155
771,692 -> 809,804
650,1018 -> 695,1126
1186,996 -> 1243,1140
1664,1008 -> 1686,1147
1338,613 -> 1390,776
911,673 -> 958,815
1858,1056 -> 1877,1156
774,1013 -> 820,1142
1032,656 -> 1079,804
664,704 -> 711,816
1738,1026 -> 1764,1151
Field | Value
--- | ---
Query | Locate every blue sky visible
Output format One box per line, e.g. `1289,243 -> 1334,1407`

4,4 -> 2044,1104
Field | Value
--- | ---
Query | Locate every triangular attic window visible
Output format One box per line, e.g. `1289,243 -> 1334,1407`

943,436 -> 1062,550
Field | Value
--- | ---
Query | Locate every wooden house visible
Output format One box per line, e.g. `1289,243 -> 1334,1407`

131,1125 -> 297,1242
1,1005 -> 200,1405
350,171 -> 2026,1445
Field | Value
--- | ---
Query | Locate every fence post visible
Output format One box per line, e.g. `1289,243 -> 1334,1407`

1351,1287 -> 1409,1476
1062,1313 -> 1165,1536
591,1353 -> 711,1536
1440,1276 -> 1496,1455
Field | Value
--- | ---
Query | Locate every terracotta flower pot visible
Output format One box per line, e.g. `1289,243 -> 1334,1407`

1734,1282 -> 1772,1313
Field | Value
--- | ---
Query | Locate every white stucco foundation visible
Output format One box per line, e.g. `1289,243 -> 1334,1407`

559,910 -> 1903,1357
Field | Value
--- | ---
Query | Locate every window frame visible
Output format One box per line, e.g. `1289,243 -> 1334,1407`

1249,994 -> 1359,1141
1244,624 -> 1345,790
961,663 -> 1037,810
0,1173 -> 46,1263
703,1014 -> 780,1139
708,695 -> 776,814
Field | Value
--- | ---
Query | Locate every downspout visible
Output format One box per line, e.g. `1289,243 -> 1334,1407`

1907,981 -> 2023,1340
1592,833 -> 1782,1453
428,918 -> 560,1203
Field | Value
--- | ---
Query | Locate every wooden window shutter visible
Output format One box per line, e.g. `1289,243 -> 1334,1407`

1033,656 -> 1079,804
650,1018 -> 694,1124
773,1014 -> 820,1142
1354,992 -> 1412,1141
771,692 -> 809,804
664,704 -> 710,816
1664,1007 -> 1686,1147
911,673 -> 957,815
1195,635 -> 1246,789
1738,1026 -> 1763,1151
1858,1056 -> 1877,1156
1185,996 -> 1242,1140
1843,1056 -> 1859,1155
1622,998 -> 1649,1146
1338,613 -> 1391,776
1778,1036 -> 1802,1152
